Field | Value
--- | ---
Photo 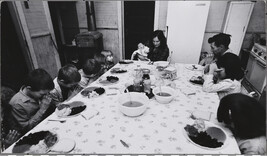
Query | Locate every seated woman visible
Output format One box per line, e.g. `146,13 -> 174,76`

147,30 -> 169,62
217,93 -> 266,154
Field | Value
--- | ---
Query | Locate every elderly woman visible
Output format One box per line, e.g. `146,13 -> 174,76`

147,30 -> 169,61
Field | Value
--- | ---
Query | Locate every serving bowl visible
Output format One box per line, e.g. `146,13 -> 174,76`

152,86 -> 176,104
118,92 -> 149,117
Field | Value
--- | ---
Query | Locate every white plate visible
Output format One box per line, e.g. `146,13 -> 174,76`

49,138 -> 76,153
185,64 -> 204,71
183,121 -> 229,150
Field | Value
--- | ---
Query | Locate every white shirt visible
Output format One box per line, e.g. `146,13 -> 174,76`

202,74 -> 241,99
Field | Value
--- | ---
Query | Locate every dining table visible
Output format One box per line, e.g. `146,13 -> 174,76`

3,61 -> 241,154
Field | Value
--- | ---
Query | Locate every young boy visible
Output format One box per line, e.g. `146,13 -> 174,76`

50,64 -> 82,105
9,69 -> 55,135
79,59 -> 101,88
94,53 -> 108,76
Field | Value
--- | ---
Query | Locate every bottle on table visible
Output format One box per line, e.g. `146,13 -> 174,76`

142,73 -> 151,94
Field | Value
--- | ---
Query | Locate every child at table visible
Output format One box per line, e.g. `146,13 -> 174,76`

94,53 -> 109,76
8,69 -> 55,135
78,59 -> 101,88
217,93 -> 266,154
131,43 -> 150,61
101,50 -> 115,69
50,64 -> 83,106
202,53 -> 244,99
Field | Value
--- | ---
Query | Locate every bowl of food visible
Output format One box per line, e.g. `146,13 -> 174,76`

152,86 -> 176,104
118,92 -> 149,117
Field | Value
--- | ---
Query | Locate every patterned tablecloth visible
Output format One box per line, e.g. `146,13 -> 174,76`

4,61 -> 241,154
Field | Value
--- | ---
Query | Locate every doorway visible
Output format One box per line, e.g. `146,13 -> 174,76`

124,1 -> 155,59
1,2 -> 29,91
48,1 -> 80,67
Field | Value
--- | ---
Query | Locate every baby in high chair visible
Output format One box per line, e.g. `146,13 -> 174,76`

131,43 -> 150,61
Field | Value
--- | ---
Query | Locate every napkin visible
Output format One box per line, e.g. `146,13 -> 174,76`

80,109 -> 99,120
181,88 -> 196,96
192,110 -> 211,121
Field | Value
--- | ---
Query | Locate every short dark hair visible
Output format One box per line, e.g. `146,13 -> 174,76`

83,59 -> 101,75
208,33 -> 231,49
94,53 -> 106,65
25,68 -> 54,91
58,64 -> 81,84
150,30 -> 167,49
217,93 -> 266,139
216,53 -> 244,80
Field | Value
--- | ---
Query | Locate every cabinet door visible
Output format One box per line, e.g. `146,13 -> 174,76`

223,2 -> 254,56
166,1 -> 210,64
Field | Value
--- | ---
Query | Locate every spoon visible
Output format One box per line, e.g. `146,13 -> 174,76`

48,119 -> 66,123
126,89 -> 132,105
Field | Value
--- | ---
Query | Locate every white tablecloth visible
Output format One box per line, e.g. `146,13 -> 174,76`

3,61 -> 241,154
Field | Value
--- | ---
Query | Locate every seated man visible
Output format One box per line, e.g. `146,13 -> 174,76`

203,33 -> 234,74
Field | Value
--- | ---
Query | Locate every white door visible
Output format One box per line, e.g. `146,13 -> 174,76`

223,1 -> 254,56
166,1 -> 210,64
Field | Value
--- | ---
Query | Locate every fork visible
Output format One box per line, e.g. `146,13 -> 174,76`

48,119 -> 66,123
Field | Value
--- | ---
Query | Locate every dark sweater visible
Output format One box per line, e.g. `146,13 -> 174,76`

147,46 -> 169,61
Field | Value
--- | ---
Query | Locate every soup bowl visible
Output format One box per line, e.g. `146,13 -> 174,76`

152,86 -> 176,104
118,92 -> 149,117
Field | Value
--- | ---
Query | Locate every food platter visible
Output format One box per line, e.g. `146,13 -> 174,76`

55,101 -> 87,118
12,130 -> 58,153
110,68 -> 127,74
80,87 -> 105,98
99,76 -> 119,85
189,76 -> 204,85
183,120 -> 228,150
